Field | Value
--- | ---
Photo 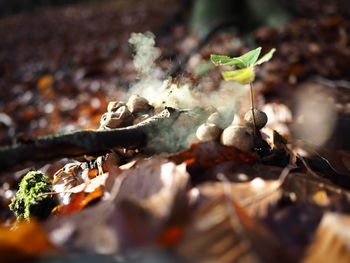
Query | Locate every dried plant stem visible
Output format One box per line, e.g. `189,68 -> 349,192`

249,82 -> 257,136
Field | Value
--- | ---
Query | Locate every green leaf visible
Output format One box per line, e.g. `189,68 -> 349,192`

221,67 -> 255,84
211,47 -> 262,68
210,54 -> 246,68
236,47 -> 262,67
254,48 -> 276,66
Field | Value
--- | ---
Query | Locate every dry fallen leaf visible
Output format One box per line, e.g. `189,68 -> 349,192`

0,220 -> 56,262
262,102 -> 292,138
282,172 -> 350,207
52,162 -> 85,205
53,160 -> 111,205
53,186 -> 104,216
175,195 -> 290,263
302,212 -> 350,263
175,196 -> 258,263
170,141 -> 257,168
115,157 -> 189,217
194,178 -> 282,217
63,173 -> 109,194
44,157 -> 190,254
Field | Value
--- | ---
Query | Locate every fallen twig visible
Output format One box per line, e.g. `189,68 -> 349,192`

0,107 -> 181,172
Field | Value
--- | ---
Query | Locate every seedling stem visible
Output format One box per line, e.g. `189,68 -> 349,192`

249,82 -> 257,136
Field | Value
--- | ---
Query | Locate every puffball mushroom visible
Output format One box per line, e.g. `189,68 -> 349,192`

99,105 -> 134,129
107,101 -> 126,112
244,109 -> 268,130
207,112 -> 225,128
196,123 -> 222,142
220,125 -> 254,152
127,95 -> 153,114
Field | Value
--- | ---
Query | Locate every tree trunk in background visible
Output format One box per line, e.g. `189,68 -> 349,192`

189,0 -> 296,36
189,0 -> 238,37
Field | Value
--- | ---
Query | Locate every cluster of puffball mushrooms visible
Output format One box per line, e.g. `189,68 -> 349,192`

196,108 -> 268,152
99,94 -> 268,153
99,95 -> 154,130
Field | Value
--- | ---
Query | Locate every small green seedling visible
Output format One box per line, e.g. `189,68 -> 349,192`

211,47 -> 275,133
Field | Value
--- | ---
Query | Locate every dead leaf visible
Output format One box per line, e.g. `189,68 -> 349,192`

170,141 -> 257,167
64,173 -> 109,194
175,197 -> 258,263
261,127 -> 288,150
288,153 -> 350,191
116,157 -> 189,217
262,102 -> 292,138
282,172 -> 350,208
302,212 -> 350,263
169,141 -> 257,183
0,220 -> 55,262
195,178 -> 281,218
175,195 -> 291,263
44,157 -> 190,254
52,162 -> 85,205
231,198 -> 293,263
53,186 -> 104,216
53,161 -> 110,205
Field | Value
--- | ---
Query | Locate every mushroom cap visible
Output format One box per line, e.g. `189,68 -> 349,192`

220,125 -> 254,152
244,109 -> 268,129
107,101 -> 126,112
196,123 -> 222,142
207,111 -> 235,129
207,112 -> 225,128
127,95 -> 153,113
99,105 -> 134,129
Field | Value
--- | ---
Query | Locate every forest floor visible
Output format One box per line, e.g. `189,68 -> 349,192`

1,0 -> 350,262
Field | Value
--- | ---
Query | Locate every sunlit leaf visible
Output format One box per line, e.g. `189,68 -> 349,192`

236,47 -> 261,66
211,47 -> 262,68
175,195 -> 288,263
53,186 -> 103,216
175,196 -> 258,263
303,213 -> 350,263
196,179 -> 282,217
116,158 -> 189,217
64,173 -> 109,194
254,48 -> 276,66
221,67 -> 255,84
210,54 -> 246,68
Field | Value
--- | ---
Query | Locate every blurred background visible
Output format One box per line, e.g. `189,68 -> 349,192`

0,0 -> 349,150
1,1 -> 350,260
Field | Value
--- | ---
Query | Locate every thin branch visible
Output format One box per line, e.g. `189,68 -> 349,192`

0,107 -> 181,173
